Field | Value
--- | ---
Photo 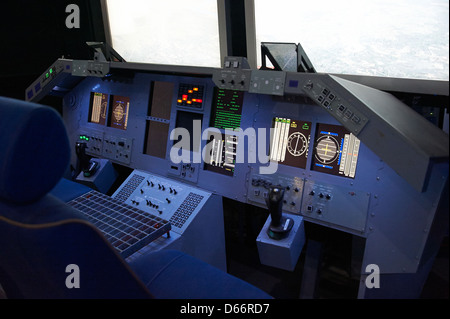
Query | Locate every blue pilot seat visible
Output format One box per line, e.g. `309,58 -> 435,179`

0,96 -> 271,299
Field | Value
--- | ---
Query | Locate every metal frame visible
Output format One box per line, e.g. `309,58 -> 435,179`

244,0 -> 257,69
329,73 -> 449,96
217,0 -> 229,66
99,0 -> 112,47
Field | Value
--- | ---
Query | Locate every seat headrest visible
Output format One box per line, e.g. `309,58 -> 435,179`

0,96 -> 70,204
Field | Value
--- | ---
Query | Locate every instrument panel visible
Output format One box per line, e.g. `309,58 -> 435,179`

63,70 -> 374,236
28,58 -> 448,277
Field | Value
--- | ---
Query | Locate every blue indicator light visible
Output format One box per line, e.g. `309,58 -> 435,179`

320,131 -> 338,136
315,163 -> 333,169
289,80 -> 299,88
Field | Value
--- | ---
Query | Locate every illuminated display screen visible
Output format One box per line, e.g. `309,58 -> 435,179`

88,92 -> 108,125
210,88 -> 244,130
108,95 -> 130,130
177,84 -> 204,108
269,117 -> 312,169
312,123 -> 360,178
204,132 -> 237,177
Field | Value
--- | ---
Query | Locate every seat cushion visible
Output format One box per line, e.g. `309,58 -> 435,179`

129,249 -> 272,299
0,195 -> 151,299
0,97 -> 70,204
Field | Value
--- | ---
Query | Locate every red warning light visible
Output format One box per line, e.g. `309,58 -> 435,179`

177,84 -> 204,106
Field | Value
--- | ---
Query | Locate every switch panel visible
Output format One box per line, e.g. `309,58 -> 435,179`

212,57 -> 251,91
249,70 -> 286,96
103,134 -> 133,165
247,169 -> 304,214
167,162 -> 200,183
112,170 -> 211,235
79,130 -> 133,165
301,180 -> 370,233
79,131 -> 104,157
72,60 -> 110,77
301,79 -> 369,135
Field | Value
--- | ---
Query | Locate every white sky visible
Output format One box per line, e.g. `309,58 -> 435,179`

255,0 -> 449,80
106,0 -> 449,80
107,0 -> 221,67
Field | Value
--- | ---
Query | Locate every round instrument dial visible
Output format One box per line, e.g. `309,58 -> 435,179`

287,132 -> 308,157
315,135 -> 339,164
112,104 -> 125,122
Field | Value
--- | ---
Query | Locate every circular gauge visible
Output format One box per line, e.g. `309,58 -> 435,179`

287,132 -> 308,156
315,135 -> 339,164
112,104 -> 125,122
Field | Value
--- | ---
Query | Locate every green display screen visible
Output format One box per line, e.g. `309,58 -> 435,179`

209,88 -> 244,130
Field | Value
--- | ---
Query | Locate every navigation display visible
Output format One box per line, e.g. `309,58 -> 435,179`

205,87 -> 243,177
108,95 -> 130,130
311,123 -> 360,178
88,92 -> 108,125
210,88 -> 244,130
203,132 -> 237,177
269,117 -> 312,169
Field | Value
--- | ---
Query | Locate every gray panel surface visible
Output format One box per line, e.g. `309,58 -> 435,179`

49,58 -> 448,289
